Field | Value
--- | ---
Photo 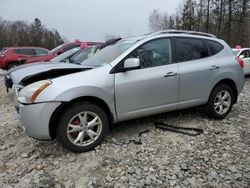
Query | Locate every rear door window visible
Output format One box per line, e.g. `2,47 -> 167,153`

175,37 -> 209,62
206,40 -> 224,55
14,48 -> 36,55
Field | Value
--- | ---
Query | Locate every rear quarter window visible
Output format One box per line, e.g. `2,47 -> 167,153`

206,40 -> 224,55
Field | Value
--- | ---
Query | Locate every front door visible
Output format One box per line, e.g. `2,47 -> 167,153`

114,38 -> 179,121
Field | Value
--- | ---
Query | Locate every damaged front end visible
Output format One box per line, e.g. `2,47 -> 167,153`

13,67 -> 92,114
19,68 -> 91,87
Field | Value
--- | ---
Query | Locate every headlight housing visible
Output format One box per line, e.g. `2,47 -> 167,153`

18,80 -> 52,104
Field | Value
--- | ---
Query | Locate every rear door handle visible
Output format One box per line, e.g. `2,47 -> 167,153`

209,65 -> 220,70
164,72 -> 178,77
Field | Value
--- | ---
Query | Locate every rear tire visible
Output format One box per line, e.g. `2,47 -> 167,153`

56,102 -> 109,153
205,84 -> 234,119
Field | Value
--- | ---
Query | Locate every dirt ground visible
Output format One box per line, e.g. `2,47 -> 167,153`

0,70 -> 249,188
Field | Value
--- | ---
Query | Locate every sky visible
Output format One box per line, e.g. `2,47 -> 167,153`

0,0 -> 181,42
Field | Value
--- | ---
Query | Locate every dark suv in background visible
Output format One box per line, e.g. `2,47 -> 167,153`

0,47 -> 49,70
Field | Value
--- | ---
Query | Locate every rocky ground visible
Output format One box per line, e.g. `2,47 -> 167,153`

0,70 -> 249,188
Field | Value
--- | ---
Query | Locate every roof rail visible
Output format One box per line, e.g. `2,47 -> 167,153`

146,30 -> 217,38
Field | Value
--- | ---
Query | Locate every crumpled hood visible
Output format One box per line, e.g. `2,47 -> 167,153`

6,61 -> 52,74
9,62 -> 93,86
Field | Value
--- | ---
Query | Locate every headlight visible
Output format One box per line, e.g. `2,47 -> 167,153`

18,80 -> 52,104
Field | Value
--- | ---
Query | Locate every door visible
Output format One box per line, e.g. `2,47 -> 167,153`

114,38 -> 179,121
175,37 -> 216,108
239,49 -> 250,74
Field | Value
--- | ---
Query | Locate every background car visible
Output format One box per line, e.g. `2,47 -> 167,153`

17,31 -> 245,152
232,48 -> 250,75
4,38 -> 121,90
24,41 -> 102,64
0,47 -> 49,70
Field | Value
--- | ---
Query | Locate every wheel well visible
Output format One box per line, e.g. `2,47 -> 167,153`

49,96 -> 114,139
214,79 -> 238,103
6,61 -> 19,69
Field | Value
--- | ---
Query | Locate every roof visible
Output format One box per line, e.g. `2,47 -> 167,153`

3,46 -> 48,50
146,30 -> 217,39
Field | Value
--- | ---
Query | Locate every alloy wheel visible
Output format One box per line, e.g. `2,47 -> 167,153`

67,111 -> 102,146
214,90 -> 231,115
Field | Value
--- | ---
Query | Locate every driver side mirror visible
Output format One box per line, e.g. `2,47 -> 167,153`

239,55 -> 245,59
124,58 -> 140,71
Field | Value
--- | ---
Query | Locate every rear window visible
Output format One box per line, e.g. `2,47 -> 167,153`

14,48 -> 35,55
206,40 -> 224,55
175,37 -> 209,62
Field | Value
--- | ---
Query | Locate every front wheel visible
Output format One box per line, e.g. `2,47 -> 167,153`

56,102 -> 109,152
205,84 -> 234,119
7,62 -> 18,70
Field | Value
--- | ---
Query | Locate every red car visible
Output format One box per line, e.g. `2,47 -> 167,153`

0,47 -> 49,70
25,41 -> 101,64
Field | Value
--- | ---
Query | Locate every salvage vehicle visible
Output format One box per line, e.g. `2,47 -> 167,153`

232,48 -> 250,75
17,30 -> 245,152
0,46 -> 49,70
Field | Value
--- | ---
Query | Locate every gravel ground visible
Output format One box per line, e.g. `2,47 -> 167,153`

0,70 -> 249,188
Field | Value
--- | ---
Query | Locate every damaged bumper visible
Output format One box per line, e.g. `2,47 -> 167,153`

19,102 -> 61,140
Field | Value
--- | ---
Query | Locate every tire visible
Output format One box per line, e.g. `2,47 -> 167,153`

205,84 -> 234,119
56,102 -> 109,152
7,62 -> 18,70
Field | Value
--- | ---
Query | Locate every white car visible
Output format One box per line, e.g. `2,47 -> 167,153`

232,48 -> 250,75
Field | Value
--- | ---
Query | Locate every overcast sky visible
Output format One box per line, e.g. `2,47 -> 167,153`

0,0 -> 181,42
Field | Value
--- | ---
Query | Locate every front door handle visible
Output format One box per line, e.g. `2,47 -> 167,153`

209,65 -> 220,70
164,72 -> 178,77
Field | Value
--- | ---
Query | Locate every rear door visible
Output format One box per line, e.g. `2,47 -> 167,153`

175,37 -> 217,109
114,38 -> 179,121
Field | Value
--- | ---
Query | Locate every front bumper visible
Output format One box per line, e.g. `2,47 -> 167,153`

20,102 -> 61,140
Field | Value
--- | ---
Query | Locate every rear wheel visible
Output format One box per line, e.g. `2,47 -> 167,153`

56,102 -> 109,152
205,84 -> 234,119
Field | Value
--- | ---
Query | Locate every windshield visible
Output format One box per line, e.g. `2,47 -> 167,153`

81,40 -> 135,66
50,47 -> 80,62
70,46 -> 96,64
49,44 -> 63,54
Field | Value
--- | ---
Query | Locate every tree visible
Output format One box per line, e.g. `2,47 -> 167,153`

0,17 -> 64,49
148,0 -> 250,47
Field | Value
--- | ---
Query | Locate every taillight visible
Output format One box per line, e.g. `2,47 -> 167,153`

236,57 -> 244,68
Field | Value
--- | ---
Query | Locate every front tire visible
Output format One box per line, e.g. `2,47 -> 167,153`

205,84 -> 234,119
56,102 -> 109,152
7,62 -> 18,70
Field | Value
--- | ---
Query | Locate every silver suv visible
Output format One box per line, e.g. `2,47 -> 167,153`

18,30 -> 245,152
